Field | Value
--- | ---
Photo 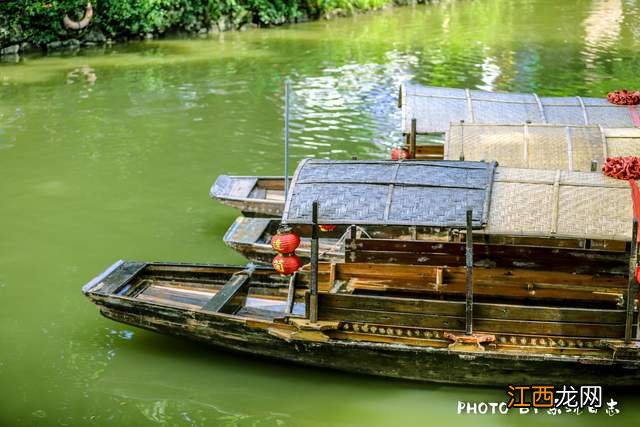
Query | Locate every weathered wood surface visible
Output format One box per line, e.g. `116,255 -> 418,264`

317,293 -> 629,338
346,238 -> 628,275
224,217 -> 629,269
201,267 -> 255,314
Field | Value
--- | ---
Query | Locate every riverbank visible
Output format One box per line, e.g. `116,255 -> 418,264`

0,0 -> 423,57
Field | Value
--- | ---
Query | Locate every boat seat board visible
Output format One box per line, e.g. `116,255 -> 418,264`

201,270 -> 254,314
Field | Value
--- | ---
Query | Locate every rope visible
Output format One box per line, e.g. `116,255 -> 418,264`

318,226 -> 371,258
607,90 -> 640,105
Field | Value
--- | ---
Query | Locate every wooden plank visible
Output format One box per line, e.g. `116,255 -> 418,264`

335,263 -> 627,288
201,267 -> 255,314
319,307 -> 624,338
320,307 -> 465,330
319,293 -> 627,324
346,238 -> 627,274
139,284 -> 214,307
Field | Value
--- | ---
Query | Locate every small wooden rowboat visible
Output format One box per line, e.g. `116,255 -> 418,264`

399,82 -> 640,134
210,175 -> 289,216
83,253 -> 640,386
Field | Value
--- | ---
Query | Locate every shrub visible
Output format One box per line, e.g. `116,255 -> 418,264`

1,0 -> 393,49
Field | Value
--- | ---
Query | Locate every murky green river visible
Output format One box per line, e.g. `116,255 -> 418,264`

1,0 -> 640,425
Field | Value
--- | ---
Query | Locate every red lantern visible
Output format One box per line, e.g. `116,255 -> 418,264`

391,147 -> 410,160
319,224 -> 337,232
271,224 -> 300,254
272,253 -> 302,275
636,266 -> 640,284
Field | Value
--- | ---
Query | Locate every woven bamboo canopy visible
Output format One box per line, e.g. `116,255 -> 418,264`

445,124 -> 640,172
400,82 -> 640,134
283,159 -> 635,241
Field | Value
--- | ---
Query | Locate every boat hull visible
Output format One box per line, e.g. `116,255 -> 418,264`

97,300 -> 640,387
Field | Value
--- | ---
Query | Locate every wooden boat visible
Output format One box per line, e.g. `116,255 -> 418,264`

83,234 -> 640,386
403,124 -> 640,167
224,216 -> 630,273
213,160 -> 635,248
210,175 -> 288,216
399,82 -> 640,135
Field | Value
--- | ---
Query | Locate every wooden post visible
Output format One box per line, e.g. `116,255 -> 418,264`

625,219 -> 638,343
465,209 -> 474,335
409,118 -> 417,159
348,225 -> 357,263
309,201 -> 319,322
285,271 -> 297,315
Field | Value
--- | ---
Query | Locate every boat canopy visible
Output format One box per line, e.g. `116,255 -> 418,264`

282,159 -> 496,227
445,123 -> 640,172
283,159 -> 635,241
400,82 -> 640,134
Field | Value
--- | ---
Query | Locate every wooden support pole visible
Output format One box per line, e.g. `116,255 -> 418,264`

309,201 -> 319,322
465,209 -> 474,335
409,118 -> 417,159
285,271 -> 297,315
625,219 -> 638,343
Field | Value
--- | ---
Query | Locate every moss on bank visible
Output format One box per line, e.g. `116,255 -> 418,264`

0,0 -> 419,54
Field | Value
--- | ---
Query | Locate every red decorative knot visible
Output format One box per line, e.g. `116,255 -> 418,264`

391,147 -> 411,160
602,156 -> 640,180
603,156 -> 640,244
607,90 -> 640,105
272,253 -> 302,275
271,224 -> 300,254
319,224 -> 337,232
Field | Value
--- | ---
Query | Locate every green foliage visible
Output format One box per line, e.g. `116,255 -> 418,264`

0,0 -> 393,48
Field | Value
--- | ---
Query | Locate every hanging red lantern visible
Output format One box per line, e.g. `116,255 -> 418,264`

271,224 -> 300,254
272,253 -> 302,275
319,224 -> 337,232
391,147 -> 410,160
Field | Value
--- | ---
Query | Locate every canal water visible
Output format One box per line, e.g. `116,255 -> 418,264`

1,0 -> 639,425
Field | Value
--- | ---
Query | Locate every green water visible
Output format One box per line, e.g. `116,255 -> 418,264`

1,0 -> 640,425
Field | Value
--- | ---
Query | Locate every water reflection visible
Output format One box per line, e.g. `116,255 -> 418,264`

583,0 -> 624,67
